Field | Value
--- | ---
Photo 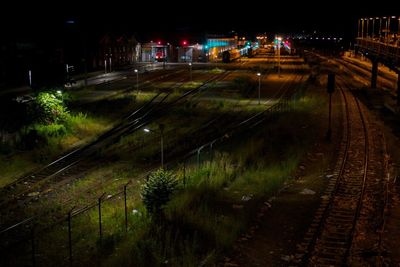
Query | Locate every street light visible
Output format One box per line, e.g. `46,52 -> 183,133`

188,62 -> 192,82
143,123 -> 165,168
28,70 -> 32,87
257,72 -> 261,105
134,69 -> 139,93
276,37 -> 282,77
57,90 -> 63,102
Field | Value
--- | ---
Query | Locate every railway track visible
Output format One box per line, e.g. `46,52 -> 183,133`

0,68 -> 233,231
0,60 -> 306,266
296,76 -> 386,266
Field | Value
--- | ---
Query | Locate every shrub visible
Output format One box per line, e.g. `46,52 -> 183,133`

141,169 -> 178,215
28,91 -> 69,124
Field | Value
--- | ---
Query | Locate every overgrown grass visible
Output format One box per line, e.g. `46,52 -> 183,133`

100,92 -> 324,266
5,83 -> 326,266
209,68 -> 225,74
0,112 -> 110,184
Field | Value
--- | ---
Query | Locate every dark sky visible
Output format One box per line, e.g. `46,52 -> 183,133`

1,1 -> 396,42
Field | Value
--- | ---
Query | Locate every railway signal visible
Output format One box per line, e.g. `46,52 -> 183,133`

326,73 -> 335,141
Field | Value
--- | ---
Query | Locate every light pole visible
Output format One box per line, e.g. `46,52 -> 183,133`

28,70 -> 32,87
57,90 -> 64,103
188,62 -> 192,82
134,69 -> 139,93
276,37 -> 282,77
144,123 -> 165,168
361,18 -> 365,38
257,72 -> 261,105
109,54 -> 112,73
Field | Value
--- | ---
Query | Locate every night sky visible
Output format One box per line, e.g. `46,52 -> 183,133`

0,0 -> 394,88
1,1 -> 395,42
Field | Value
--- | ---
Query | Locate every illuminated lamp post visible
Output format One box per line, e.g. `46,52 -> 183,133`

134,69 -> 139,93
257,72 -> 261,105
189,62 -> 192,82
144,124 -> 165,168
276,37 -> 282,77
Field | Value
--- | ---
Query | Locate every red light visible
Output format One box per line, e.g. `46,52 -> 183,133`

157,41 -> 161,45
182,40 -> 187,45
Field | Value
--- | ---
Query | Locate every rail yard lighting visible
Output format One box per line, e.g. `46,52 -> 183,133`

276,37 -> 282,77
143,124 -> 165,168
257,72 -> 261,105
134,69 -> 139,93
188,62 -> 192,82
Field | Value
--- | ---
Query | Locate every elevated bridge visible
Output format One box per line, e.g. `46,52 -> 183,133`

354,16 -> 400,103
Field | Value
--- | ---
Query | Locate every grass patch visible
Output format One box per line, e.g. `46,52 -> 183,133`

209,68 -> 225,74
102,91 -> 323,266
0,112 -> 110,185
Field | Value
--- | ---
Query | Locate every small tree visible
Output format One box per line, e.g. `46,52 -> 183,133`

141,169 -> 178,215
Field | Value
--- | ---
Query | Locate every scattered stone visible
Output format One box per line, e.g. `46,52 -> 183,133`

24,182 -> 28,185
107,194 -> 113,199
264,201 -> 272,208
223,187 -> 229,191
43,188 -> 53,194
270,251 -> 274,254
27,192 -> 40,197
241,194 -> 253,201
300,188 -> 316,195
224,263 -> 239,267
325,174 -> 334,179
281,255 -> 295,262
299,165 -> 306,170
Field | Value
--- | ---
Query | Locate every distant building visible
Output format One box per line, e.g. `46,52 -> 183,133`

175,34 -> 238,62
97,34 -> 140,70
205,34 -> 238,61
140,41 -> 172,62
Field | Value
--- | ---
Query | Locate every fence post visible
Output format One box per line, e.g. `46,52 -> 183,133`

67,207 -> 75,267
197,148 -> 201,168
124,182 -> 131,233
210,142 -> 214,163
183,159 -> 186,187
98,193 -> 106,244
31,225 -> 36,267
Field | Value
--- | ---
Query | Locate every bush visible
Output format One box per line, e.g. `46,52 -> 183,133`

141,169 -> 178,215
28,91 -> 69,124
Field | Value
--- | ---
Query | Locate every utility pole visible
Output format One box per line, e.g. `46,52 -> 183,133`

159,124 -> 165,168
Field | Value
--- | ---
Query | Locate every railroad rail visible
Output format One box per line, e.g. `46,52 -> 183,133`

296,76 -> 386,266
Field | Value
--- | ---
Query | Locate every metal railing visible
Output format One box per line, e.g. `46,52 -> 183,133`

356,38 -> 400,63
